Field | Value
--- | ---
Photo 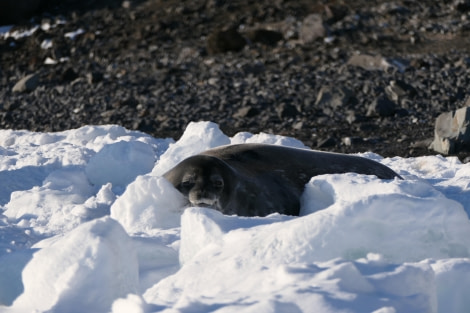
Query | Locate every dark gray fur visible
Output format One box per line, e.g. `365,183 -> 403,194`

163,144 -> 401,216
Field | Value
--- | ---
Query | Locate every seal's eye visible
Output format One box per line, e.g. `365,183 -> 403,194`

212,178 -> 224,188
181,180 -> 193,188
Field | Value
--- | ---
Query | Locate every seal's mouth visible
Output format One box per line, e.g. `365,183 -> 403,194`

189,198 -> 218,208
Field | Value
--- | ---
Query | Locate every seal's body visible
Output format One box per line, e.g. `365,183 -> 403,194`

164,144 -> 401,216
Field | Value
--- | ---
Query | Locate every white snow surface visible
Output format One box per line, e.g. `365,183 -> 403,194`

0,121 -> 469,313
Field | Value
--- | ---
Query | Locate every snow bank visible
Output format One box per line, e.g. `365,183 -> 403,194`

144,195 -> 468,312
6,217 -> 138,313
299,174 -> 470,262
230,130 -> 307,147
152,121 -> 230,176
0,125 -> 170,235
110,176 -> 187,233
85,140 -> 156,187
0,122 -> 469,313
147,219 -> 437,312
431,258 -> 470,312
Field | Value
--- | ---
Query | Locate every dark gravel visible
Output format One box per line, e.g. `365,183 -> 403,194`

1,0 -> 470,160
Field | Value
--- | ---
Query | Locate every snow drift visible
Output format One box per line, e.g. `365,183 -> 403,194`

0,121 -> 469,313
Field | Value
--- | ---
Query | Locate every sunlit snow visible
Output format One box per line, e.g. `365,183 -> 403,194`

0,121 -> 469,313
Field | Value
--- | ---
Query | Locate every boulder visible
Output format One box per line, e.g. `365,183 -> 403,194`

367,96 -> 397,117
430,106 -> 470,154
385,80 -> 417,101
60,67 -> 79,83
276,103 -> 299,119
300,14 -> 326,43
454,0 -> 470,12
244,29 -> 283,46
12,74 -> 39,93
317,137 -> 336,148
348,54 -> 409,73
315,86 -> 352,116
233,106 -> 259,119
206,27 -> 246,54
348,54 -> 388,71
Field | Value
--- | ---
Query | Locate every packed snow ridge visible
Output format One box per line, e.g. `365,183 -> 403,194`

0,121 -> 469,313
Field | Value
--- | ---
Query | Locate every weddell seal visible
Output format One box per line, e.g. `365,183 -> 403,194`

163,144 -> 401,217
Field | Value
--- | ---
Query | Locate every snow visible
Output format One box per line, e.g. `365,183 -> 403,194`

10,217 -> 139,313
0,25 -> 39,40
64,28 -> 85,40
40,39 -> 53,50
0,19 -> 67,41
0,121 -> 469,313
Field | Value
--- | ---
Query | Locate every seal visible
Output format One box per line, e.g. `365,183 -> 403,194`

163,144 -> 401,217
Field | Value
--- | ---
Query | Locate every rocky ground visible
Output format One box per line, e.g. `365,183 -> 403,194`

1,0 -> 470,160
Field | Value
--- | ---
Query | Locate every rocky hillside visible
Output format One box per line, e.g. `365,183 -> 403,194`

1,0 -> 470,160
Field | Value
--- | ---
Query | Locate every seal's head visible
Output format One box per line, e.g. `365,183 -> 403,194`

163,155 -> 234,210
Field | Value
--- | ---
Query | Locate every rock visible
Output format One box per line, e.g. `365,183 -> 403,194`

206,27 -> 246,54
348,54 -> 409,72
317,137 -> 336,148
430,106 -> 470,154
241,62 -> 265,75
342,137 -> 364,146
292,121 -> 303,130
86,72 -> 104,84
348,54 -> 386,71
260,17 -> 298,40
367,96 -> 397,117
323,4 -> 349,24
12,74 -> 39,93
245,29 -> 283,46
395,108 -> 409,117
61,68 -> 79,83
122,1 -> 131,9
315,86 -> 352,115
2,101 -> 20,111
0,0 -> 468,161
411,138 -> 433,149
300,14 -> 326,43
385,80 -> 417,101
454,0 -> 470,12
346,110 -> 363,124
276,103 -> 299,119
233,106 -> 259,118
177,47 -> 200,63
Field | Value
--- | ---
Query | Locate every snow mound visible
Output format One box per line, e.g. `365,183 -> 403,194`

8,217 -> 138,313
85,140 -> 155,187
299,174 -> 470,262
145,204 -> 468,312
230,131 -> 307,147
110,176 -> 187,233
0,122 -> 469,313
151,120 -> 306,176
431,258 -> 470,312
146,217 -> 438,312
3,167 -> 96,235
152,121 -> 230,176
178,175 -> 469,267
